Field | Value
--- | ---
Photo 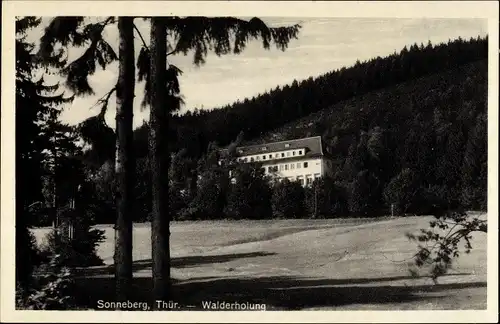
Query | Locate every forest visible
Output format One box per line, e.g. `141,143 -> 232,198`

163,36 -> 487,155
125,36 -> 487,223
25,35 -> 488,226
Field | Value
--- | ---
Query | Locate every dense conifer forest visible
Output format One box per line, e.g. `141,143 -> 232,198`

161,36 -> 487,155
75,36 -> 488,223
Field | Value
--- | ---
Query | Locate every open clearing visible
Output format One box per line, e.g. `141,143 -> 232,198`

32,215 -> 487,310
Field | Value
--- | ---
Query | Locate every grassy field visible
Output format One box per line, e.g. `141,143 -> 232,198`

32,215 -> 487,310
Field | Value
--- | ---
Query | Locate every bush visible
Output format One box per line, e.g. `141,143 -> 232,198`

40,229 -> 105,268
16,224 -> 41,289
39,207 -> 105,267
16,254 -> 75,310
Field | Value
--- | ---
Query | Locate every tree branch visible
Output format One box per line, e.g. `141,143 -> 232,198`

90,86 -> 117,123
133,23 -> 149,50
101,16 -> 115,27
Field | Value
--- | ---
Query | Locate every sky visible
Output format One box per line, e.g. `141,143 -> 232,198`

29,17 -> 488,129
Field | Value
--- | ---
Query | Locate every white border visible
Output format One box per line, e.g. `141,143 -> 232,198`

1,1 -> 498,323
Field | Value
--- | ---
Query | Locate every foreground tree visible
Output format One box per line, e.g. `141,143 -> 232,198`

145,17 -> 301,300
149,17 -> 171,302
113,17 -> 136,302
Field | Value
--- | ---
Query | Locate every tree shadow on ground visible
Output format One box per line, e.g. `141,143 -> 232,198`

73,273 -> 485,310
75,251 -> 276,276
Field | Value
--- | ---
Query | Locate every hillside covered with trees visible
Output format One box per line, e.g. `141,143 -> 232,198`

81,36 -> 487,223
158,36 -> 487,156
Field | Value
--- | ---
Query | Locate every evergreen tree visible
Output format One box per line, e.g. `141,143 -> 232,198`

272,180 -> 306,219
15,16 -> 74,291
349,170 -> 374,216
305,178 -> 346,218
383,168 -> 420,215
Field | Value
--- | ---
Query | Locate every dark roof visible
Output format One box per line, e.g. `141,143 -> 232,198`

229,136 -> 324,158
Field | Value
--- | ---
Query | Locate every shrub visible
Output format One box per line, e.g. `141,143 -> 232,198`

39,207 -> 105,267
16,224 -> 41,289
16,254 -> 75,310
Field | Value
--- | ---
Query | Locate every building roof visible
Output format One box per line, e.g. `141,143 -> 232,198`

230,136 -> 324,158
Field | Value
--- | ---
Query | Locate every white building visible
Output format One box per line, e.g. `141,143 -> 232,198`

224,136 -> 333,186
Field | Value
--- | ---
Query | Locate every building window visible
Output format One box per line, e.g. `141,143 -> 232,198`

286,152 -> 291,157
268,166 -> 273,172
269,154 -> 272,159
262,155 -> 266,160
284,164 -> 288,170
306,175 -> 313,185
299,150 -> 303,155
293,151 -> 296,156
297,176 -> 304,186
290,163 -> 295,170
256,156 -> 260,161
243,158 -> 248,162
285,143 -> 290,148
281,153 -> 285,157
304,162 -> 308,168
274,166 -> 279,172
279,165 -> 284,171
297,162 -> 301,169
250,157 -> 254,162
275,153 -> 280,158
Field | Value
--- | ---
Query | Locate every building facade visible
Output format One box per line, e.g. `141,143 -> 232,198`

227,136 -> 333,186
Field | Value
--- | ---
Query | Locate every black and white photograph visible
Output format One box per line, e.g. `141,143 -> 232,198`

1,1 -> 498,323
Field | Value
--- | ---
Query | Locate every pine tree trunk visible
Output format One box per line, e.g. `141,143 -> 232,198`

149,17 -> 171,304
114,17 -> 135,303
